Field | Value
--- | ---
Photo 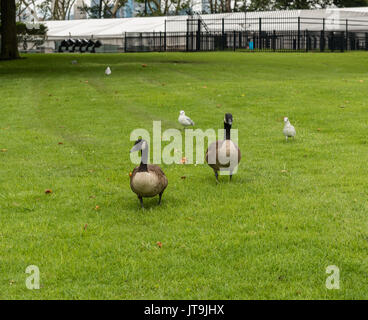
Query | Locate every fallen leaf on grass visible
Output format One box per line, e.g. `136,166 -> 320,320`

1,149 -> 7,152
142,64 -> 147,67
129,172 -> 132,177
95,205 -> 100,210
317,128 -> 321,131
281,169 -> 287,173
181,176 -> 186,179
83,224 -> 88,230
45,189 -> 52,194
156,241 -> 162,248
58,142 -> 63,145
180,157 -> 187,164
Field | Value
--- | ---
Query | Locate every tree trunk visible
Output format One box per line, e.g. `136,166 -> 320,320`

1,0 -> 20,60
98,0 -> 102,18
225,0 -> 231,12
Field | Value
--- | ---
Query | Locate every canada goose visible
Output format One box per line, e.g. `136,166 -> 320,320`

178,110 -> 194,128
205,113 -> 241,182
283,117 -> 296,141
130,139 -> 168,208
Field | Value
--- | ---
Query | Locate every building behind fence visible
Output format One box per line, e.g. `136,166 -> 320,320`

124,13 -> 368,52
30,9 -> 368,53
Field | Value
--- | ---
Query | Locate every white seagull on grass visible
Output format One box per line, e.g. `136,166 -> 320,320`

105,66 -> 111,75
178,110 -> 194,128
283,117 -> 296,141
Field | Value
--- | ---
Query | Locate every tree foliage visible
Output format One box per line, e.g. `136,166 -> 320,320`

12,0 -> 368,19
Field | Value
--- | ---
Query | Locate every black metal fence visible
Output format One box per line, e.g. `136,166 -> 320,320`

125,15 -> 368,53
124,30 -> 368,52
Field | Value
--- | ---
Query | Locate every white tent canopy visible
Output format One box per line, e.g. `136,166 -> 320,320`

44,7 -> 368,39
45,16 -> 168,39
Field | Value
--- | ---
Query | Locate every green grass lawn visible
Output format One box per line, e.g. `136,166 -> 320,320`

1,52 -> 368,299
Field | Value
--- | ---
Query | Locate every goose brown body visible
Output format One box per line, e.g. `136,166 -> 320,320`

129,139 -> 168,207
206,140 -> 241,173
205,113 -> 241,181
130,165 -> 168,198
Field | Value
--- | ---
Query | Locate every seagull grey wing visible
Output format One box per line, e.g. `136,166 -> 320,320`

185,116 -> 194,126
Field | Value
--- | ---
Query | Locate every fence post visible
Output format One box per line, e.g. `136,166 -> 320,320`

341,32 -> 344,52
159,31 -> 161,52
124,32 -> 127,52
164,20 -> 167,51
320,18 -> 325,52
331,32 -> 334,52
366,33 -> 368,50
306,30 -> 308,52
233,30 -> 236,51
259,18 -> 262,49
297,17 -> 300,50
272,30 -> 276,51
186,19 -> 189,52
197,19 -> 201,51
346,19 -> 348,50
222,18 -> 225,50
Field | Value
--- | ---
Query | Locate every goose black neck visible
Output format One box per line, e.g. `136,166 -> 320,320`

139,146 -> 148,172
224,122 -> 232,140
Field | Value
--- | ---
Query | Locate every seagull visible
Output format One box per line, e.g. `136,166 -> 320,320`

283,117 -> 296,141
105,66 -> 111,75
178,110 -> 194,128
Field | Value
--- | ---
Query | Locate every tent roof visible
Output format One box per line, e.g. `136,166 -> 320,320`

44,7 -> 368,39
